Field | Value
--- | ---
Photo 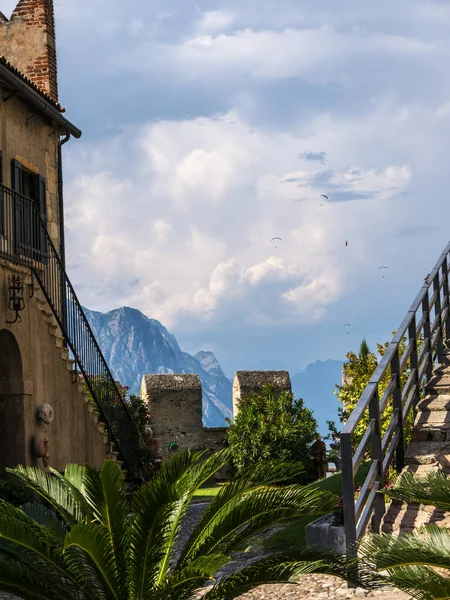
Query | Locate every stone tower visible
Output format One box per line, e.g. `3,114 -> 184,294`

0,0 -> 58,100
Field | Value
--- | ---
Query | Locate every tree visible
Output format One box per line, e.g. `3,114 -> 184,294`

360,470 -> 450,598
227,384 -> 318,475
0,451 -> 367,599
336,335 -> 421,452
325,420 -> 341,471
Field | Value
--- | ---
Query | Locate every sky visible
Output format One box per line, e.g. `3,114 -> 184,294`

4,0 -> 450,378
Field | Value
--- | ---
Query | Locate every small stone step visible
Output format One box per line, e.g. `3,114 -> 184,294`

382,501 -> 448,535
402,463 -> 441,477
405,441 -> 450,465
60,347 -> 69,360
413,410 -> 450,442
65,359 -> 76,372
426,376 -> 450,395
413,425 -> 450,442
54,335 -> 64,348
417,395 -> 450,412
416,410 -> 450,425
98,422 -> 106,434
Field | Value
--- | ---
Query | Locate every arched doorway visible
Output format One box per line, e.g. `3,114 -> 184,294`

0,329 -> 26,473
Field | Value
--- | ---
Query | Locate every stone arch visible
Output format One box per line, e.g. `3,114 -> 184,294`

0,329 -> 23,383
0,329 -> 26,473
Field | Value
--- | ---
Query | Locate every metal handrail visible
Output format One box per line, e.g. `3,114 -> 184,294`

0,183 -> 141,477
341,240 -> 450,553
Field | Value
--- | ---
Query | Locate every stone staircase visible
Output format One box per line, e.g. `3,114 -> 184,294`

382,352 -> 450,534
32,279 -> 123,469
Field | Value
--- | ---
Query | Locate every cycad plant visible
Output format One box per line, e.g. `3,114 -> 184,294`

0,448 -> 365,599
360,470 -> 450,599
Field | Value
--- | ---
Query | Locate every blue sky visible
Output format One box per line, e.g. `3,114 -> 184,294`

5,0 -> 450,378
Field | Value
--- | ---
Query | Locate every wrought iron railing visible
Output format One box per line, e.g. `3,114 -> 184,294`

341,241 -> 450,553
0,183 -> 141,477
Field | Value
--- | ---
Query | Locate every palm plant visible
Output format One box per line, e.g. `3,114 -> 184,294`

0,448 -> 366,599
360,470 -> 450,599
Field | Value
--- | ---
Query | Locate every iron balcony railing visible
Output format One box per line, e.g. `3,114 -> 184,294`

0,183 -> 141,477
340,240 -> 450,553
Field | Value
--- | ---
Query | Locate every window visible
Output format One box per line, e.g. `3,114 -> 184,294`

11,159 -> 47,260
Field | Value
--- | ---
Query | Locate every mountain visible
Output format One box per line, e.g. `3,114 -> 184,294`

291,359 -> 343,435
84,306 -> 233,427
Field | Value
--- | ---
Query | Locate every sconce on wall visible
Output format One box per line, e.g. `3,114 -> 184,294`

6,275 -> 25,324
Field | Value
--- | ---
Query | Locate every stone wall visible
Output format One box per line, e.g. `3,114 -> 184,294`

0,0 -> 58,100
232,370 -> 291,419
141,374 -> 204,459
0,89 -> 61,251
141,371 -> 293,466
0,260 -> 110,474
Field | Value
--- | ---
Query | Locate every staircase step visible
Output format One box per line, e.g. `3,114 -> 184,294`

415,410 -> 450,425
413,410 -> 450,441
54,336 -> 64,348
426,376 -> 450,395
381,501 -> 448,535
417,395 -> 450,412
65,359 -> 75,372
413,425 -> 450,442
405,441 -> 450,466
402,463 -> 441,477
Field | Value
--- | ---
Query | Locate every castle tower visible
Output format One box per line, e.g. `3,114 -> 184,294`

0,0 -> 58,100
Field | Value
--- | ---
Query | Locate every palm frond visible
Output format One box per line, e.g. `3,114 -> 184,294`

0,557 -> 81,600
19,502 -> 67,538
0,499 -> 71,581
180,479 -> 336,566
374,565 -> 450,600
360,524 -> 450,574
382,471 -> 450,512
152,554 -> 230,600
201,547 -> 366,600
80,461 -> 129,588
128,450 -> 226,597
6,465 -> 86,526
64,520 -> 124,600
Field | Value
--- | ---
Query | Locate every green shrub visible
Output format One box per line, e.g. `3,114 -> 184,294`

0,477 -> 34,506
227,384 -> 318,477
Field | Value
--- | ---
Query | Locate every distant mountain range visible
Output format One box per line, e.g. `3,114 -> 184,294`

85,306 -> 343,432
84,307 -> 232,427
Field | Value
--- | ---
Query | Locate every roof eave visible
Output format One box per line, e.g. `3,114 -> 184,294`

0,63 -> 82,138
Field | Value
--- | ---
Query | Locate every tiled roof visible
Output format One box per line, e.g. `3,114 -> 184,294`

0,55 -> 65,112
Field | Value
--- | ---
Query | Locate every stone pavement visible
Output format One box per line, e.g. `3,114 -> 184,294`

234,575 -> 410,599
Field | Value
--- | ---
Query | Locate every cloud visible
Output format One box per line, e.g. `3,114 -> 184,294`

56,0 -> 450,375
197,10 -> 236,34
301,151 -> 328,164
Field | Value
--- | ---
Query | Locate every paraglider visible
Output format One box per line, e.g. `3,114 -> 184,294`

379,266 -> 389,279
270,237 -> 282,249
343,324 -> 351,334
319,194 -> 328,207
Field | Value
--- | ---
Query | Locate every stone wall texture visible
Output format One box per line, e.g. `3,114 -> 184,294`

142,374 -> 205,459
0,87 -> 61,251
0,0 -> 58,100
0,261 -> 111,474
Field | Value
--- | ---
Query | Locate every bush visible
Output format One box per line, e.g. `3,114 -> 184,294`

0,477 -> 35,506
227,384 -> 318,478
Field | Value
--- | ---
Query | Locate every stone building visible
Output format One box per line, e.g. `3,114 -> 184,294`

0,1 -> 132,475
